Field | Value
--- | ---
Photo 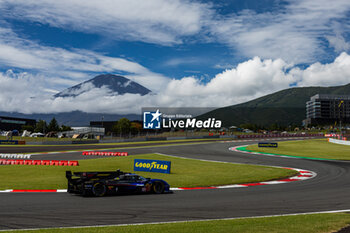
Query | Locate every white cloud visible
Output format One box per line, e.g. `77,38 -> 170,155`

210,0 -> 350,63
0,26 -> 169,92
1,0 -> 350,64
0,0 -> 210,45
292,52 -> 350,87
1,53 -> 350,115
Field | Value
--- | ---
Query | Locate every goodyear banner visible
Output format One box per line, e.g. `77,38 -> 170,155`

258,142 -> 278,148
0,140 -> 18,145
134,159 -> 171,174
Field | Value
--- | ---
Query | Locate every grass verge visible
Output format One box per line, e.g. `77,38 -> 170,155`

0,154 -> 296,189
1,213 -> 350,233
246,139 -> 350,160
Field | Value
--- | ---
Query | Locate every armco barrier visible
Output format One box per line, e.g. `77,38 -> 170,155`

82,151 -> 128,156
0,159 -> 79,166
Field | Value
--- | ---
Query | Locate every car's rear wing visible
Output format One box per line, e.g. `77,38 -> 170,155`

66,169 -> 125,181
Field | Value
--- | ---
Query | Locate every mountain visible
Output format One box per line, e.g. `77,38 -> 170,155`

0,74 -> 149,126
54,74 -> 151,98
200,83 -> 350,127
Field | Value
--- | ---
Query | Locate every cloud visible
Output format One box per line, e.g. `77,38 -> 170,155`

1,0 -> 350,64
0,0 -> 211,45
0,25 -> 169,92
1,53 -> 350,115
291,52 -> 350,87
209,0 -> 350,63
163,57 -> 206,67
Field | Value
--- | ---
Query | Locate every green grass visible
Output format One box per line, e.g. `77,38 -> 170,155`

0,154 -> 296,189
2,213 -> 350,233
246,139 -> 350,160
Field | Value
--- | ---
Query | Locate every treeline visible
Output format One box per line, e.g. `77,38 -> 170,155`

111,118 -> 142,136
22,118 -> 71,133
239,123 -> 300,132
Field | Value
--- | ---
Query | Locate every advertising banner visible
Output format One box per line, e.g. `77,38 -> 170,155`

134,159 -> 171,174
258,142 -> 278,148
0,140 -> 18,145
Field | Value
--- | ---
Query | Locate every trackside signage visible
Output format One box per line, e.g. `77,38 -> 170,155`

258,142 -> 278,148
134,159 -> 171,174
0,140 -> 19,145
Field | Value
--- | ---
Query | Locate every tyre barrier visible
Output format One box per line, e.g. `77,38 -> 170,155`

82,151 -> 128,156
0,159 -> 79,166
0,154 -> 31,159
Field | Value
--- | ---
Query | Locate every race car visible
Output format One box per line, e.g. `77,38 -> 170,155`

66,169 -> 172,197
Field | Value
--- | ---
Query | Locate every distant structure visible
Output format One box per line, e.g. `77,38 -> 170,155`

90,121 -> 115,134
62,127 -> 105,138
304,94 -> 350,126
0,116 -> 36,131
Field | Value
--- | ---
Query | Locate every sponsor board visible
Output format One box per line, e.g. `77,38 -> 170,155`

134,159 -> 171,174
0,140 -> 25,145
258,142 -> 278,148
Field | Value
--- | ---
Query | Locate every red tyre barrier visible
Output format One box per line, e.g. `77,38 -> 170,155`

59,161 -> 68,166
68,161 -> 79,166
24,160 -> 33,165
15,160 -> 24,165
41,160 -> 51,165
33,160 -> 42,165
50,160 -> 59,166
82,151 -> 128,157
0,159 -> 79,166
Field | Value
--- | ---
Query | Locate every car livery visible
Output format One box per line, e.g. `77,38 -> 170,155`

66,170 -> 172,197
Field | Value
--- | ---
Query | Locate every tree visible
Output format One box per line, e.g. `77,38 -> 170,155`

21,125 -> 34,132
130,122 -> 142,135
35,120 -> 47,133
47,118 -> 60,132
60,125 -> 72,132
112,118 -> 131,136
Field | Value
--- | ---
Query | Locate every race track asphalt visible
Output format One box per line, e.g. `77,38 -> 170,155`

1,139 -> 350,230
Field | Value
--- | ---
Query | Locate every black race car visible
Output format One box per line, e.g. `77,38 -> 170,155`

66,169 -> 172,197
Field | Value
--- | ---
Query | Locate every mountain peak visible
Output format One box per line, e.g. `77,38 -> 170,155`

54,74 -> 151,98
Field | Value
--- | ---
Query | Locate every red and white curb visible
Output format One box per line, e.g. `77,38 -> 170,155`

172,167 -> 316,191
229,145 -> 317,181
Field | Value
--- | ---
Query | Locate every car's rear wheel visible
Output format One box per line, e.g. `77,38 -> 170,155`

153,182 -> 165,194
92,182 -> 106,197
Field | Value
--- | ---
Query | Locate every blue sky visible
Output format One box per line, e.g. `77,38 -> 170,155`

0,0 -> 350,114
